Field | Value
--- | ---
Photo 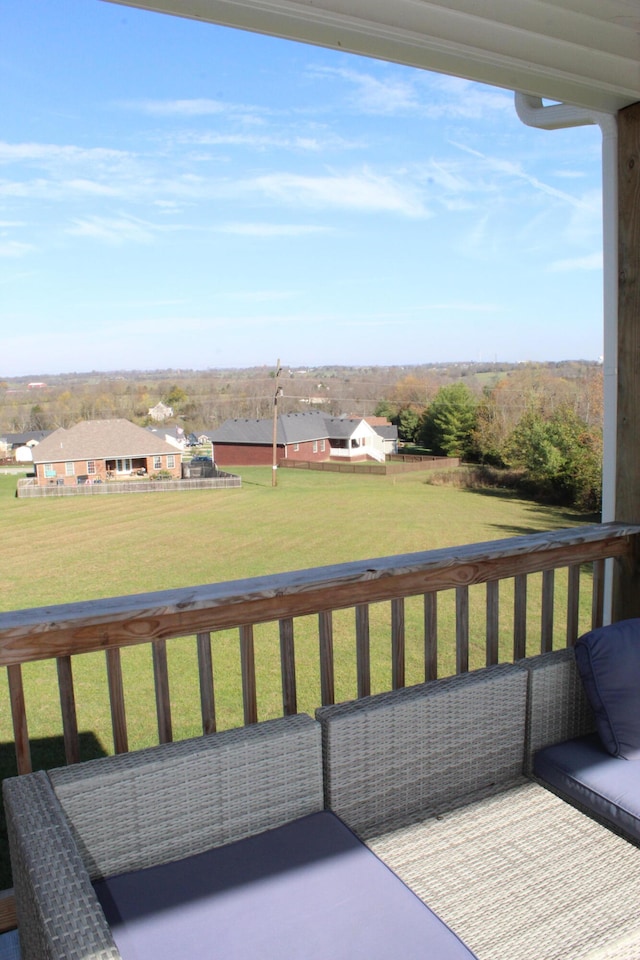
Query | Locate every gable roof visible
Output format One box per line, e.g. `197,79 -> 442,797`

32,419 -> 180,463
107,1 -> 640,113
211,411 -> 329,445
211,411 -> 385,445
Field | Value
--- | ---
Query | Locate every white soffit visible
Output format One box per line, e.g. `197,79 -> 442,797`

103,0 -> 640,112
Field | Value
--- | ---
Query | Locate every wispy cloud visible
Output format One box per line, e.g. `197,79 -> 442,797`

311,66 -> 512,119
548,252 -> 602,272
248,169 -> 427,217
129,98 -> 229,116
0,240 -> 35,257
452,141 -> 587,207
217,222 -> 331,236
0,142 -> 131,164
66,214 -> 166,245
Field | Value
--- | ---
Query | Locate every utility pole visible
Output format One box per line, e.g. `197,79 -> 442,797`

272,358 -> 282,487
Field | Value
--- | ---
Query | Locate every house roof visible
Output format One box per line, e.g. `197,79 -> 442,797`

211,411 -> 329,446
373,424 -> 399,441
211,411 -> 379,445
105,1 -> 640,113
2,431 -> 51,447
32,419 -> 181,463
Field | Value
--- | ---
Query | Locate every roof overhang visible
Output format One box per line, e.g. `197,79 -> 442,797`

103,0 -> 640,112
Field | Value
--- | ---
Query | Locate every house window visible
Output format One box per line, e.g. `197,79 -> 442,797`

154,456 -> 162,469
313,441 -> 318,453
167,455 -> 175,468
293,443 -> 299,452
44,463 -> 55,478
87,460 -> 96,475
65,462 -> 75,476
320,439 -> 326,452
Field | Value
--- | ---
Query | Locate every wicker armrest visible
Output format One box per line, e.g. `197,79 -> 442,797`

3,770 -> 120,960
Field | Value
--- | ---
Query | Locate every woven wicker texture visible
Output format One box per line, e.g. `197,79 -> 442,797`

317,662 -> 528,836
368,781 -> 640,960
3,771 -> 120,960
524,648 -> 595,774
48,713 -> 323,879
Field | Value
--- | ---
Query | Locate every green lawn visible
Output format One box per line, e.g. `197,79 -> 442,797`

0,467 -> 596,887
0,464 -> 595,745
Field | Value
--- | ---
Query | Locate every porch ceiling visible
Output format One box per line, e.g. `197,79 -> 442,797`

103,0 -> 640,112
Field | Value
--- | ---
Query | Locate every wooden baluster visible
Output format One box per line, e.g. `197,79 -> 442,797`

7,664 -> 31,774
318,611 -> 335,706
486,581 -> 499,666
197,632 -> 216,735
514,574 -> 527,660
152,639 -> 172,743
240,624 -> 258,724
391,598 -> 405,690
456,586 -> 469,674
105,648 -> 128,754
57,656 -> 79,765
279,618 -> 297,715
567,564 -> 580,645
424,592 -> 438,681
591,558 -> 605,629
355,604 -> 370,698
541,568 -> 555,654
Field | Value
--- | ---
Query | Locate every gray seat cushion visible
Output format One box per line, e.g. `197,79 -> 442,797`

534,733 -> 640,842
94,810 -> 478,960
574,618 -> 640,759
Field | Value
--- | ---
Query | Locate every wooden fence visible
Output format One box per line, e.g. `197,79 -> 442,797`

16,472 -> 241,497
280,457 -> 459,475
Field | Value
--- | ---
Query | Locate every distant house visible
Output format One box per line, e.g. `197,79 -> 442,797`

148,401 -> 173,422
365,417 -> 399,456
32,419 -> 182,485
147,425 -> 186,450
1,430 -> 52,462
210,411 -> 393,466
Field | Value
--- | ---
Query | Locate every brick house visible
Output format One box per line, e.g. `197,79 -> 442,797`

210,411 -> 393,466
31,419 -> 183,485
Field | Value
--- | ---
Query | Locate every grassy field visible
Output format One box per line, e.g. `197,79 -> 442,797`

0,466 -> 597,887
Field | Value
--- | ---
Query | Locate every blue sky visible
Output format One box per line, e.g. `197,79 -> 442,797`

1,1 -> 604,377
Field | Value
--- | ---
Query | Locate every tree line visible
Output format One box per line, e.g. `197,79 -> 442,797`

376,365 -> 603,512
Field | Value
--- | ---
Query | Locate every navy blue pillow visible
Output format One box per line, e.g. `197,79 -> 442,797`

574,619 -> 640,759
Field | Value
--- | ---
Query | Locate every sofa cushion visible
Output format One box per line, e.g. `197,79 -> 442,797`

574,618 -> 640,759
94,810 -> 478,960
534,733 -> 640,842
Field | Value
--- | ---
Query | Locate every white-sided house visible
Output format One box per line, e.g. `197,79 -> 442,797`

325,417 -> 386,463
32,419 -> 182,485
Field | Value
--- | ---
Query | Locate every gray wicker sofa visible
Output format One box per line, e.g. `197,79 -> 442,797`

6,650 -> 640,960
4,712 -> 476,960
317,651 -> 640,960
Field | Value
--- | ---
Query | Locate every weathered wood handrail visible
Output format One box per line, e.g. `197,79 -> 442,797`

1,523 -> 638,665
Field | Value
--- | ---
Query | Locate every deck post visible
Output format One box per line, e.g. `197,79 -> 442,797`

614,102 -> 640,621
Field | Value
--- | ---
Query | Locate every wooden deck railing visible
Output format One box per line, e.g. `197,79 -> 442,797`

1,522 -> 639,778
0,521 -> 639,930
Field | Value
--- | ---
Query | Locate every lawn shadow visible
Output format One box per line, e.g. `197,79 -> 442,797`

461,487 -> 599,536
0,732 -> 108,892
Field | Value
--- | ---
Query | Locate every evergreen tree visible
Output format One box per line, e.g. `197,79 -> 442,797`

418,383 -> 477,457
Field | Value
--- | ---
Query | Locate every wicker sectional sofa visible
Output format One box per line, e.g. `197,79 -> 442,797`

5,648 -> 640,960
